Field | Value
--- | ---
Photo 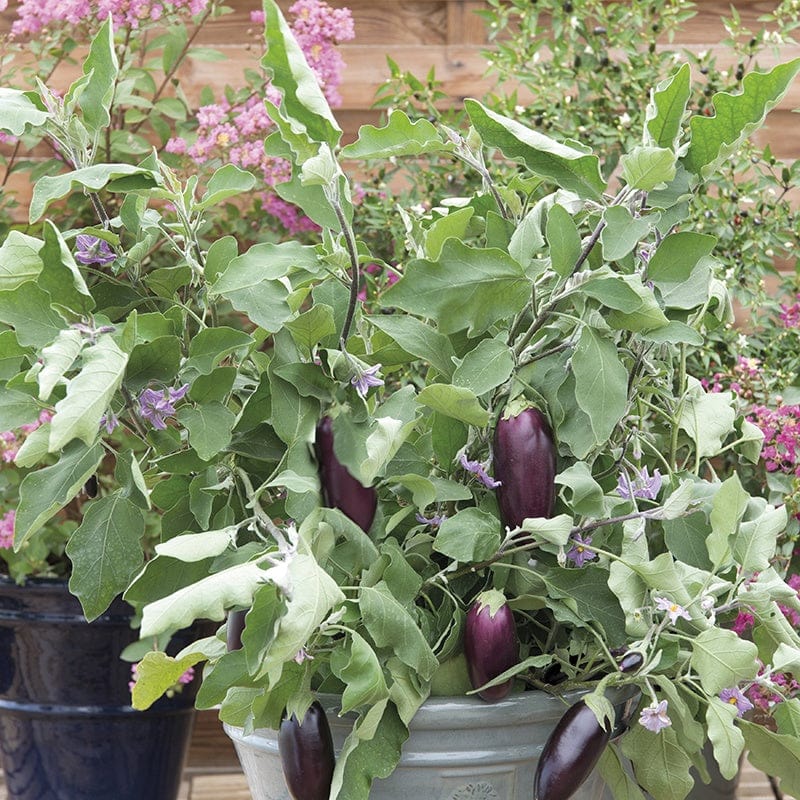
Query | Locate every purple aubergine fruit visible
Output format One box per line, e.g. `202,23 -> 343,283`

534,699 -> 611,800
278,700 -> 336,800
493,404 -> 556,531
463,590 -> 519,702
226,608 -> 247,652
315,416 -> 377,533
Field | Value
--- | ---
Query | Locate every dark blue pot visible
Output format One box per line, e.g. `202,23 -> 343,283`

0,576 -> 197,800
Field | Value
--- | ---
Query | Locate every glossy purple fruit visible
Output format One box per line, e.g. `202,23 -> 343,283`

278,700 -> 335,800
617,650 -> 644,674
463,590 -> 519,702
315,416 -> 377,533
226,608 -> 247,652
534,699 -> 611,800
493,405 -> 557,531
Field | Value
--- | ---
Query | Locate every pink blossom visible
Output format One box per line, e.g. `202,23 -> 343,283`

655,596 -> 691,625
0,510 -> 15,549
779,294 -> 800,328
639,700 -> 671,733
749,404 -> 800,476
732,611 -> 755,635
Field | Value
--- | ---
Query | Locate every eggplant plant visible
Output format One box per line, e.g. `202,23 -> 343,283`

2,1 -> 800,798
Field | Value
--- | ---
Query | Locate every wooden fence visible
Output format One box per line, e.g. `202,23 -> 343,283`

1,0 -> 799,213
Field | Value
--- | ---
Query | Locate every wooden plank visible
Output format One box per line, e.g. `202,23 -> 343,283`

447,1 -> 490,46
187,708 -> 242,770
187,772 -> 252,800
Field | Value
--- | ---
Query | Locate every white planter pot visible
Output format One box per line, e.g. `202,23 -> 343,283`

224,691 -> 626,800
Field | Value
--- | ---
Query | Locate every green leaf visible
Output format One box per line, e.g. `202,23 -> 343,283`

131,649 -> 209,711
15,440 -> 104,548
0,388 -> 41,430
706,698 -> 745,780
368,314 -> 456,378
733,504 -> 787,574
621,725 -> 694,800
434,507 -> 501,562
546,203 -> 582,277
416,383 -> 489,427
360,583 -> 438,680
332,632 -> 390,714
49,335 -> 128,451
196,164 -> 257,210
184,327 -> 253,376
155,528 -> 238,562
465,100 -> 605,200
645,63 -> 691,151
140,559 -> 274,637
554,463 -> 604,516
690,629 -> 758,694
0,231 -> 44,290
640,321 -> 704,346
424,207 -> 475,262
742,720 -> 800,798
707,474 -> 749,566
260,554 -> 345,679
177,401 -> 236,461
265,469 -> 319,494
582,272 -> 669,332
39,221 -> 95,315
66,491 -> 145,621
125,336 -> 182,393
341,110 -> 451,160
330,701 -> 408,800
572,327 -> 628,445
261,0 -> 341,147
600,206 -> 652,261
382,239 -> 530,337
620,146 -> 676,191
597,746 -> 647,800
0,281 -> 67,348
38,329 -> 85,401
286,304 -> 336,352
30,164 -> 160,223
0,88 -> 49,134
678,377 -> 736,459
519,514 -> 574,545
452,338 -> 514,397
684,59 -> 800,178
77,14 -> 118,134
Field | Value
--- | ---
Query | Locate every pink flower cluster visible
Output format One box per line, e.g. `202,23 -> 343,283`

701,356 -> 763,399
779,294 -> 800,329
165,0 -> 354,235
749,403 -> 800,476
10,0 -> 209,35
0,510 -> 15,550
0,410 -> 53,464
746,664 -> 800,712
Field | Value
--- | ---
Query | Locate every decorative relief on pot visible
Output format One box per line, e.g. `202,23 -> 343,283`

450,782 -> 499,799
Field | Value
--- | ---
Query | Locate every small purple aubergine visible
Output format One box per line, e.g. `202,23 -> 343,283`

315,416 -> 377,533
278,700 -> 335,800
534,699 -> 611,800
314,417 -> 378,531
493,405 -> 556,530
463,590 -> 519,702
226,609 -> 247,652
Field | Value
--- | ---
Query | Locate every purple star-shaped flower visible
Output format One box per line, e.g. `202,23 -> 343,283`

719,687 -> 754,717
639,700 -> 671,733
350,363 -> 384,399
74,234 -> 116,266
617,466 -> 662,500
137,384 -> 189,430
459,453 -> 501,489
415,512 -> 447,528
566,533 -> 596,567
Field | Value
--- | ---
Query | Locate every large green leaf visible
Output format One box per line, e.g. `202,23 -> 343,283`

261,0 -> 341,147
452,338 -> 514,396
465,99 -> 605,200
600,206 -> 652,261
331,632 -> 390,714
15,440 -> 104,548
0,88 -> 49,134
341,109 -> 451,160
49,335 -> 128,451
0,281 -> 67,348
360,583 -> 438,680
0,388 -> 41,431
177,402 -> 236,461
433,507 -> 501,562
30,164 -> 160,223
77,14 -> 118,134
416,384 -> 489,427
705,699 -> 744,780
38,329 -> 85,401
620,146 -> 676,191
621,726 -> 694,800
645,63 -> 691,151
195,164 -> 257,211
546,203 -> 582,277
742,720 -> 800,798
382,239 -> 530,336
678,377 -> 736,459
0,231 -> 44,290
572,327 -> 628,445
683,58 -> 800,178
368,314 -> 456,378
690,628 -> 758,694
39,221 -> 95,315
66,491 -> 145,621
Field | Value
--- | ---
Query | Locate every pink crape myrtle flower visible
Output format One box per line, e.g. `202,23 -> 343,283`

0,510 -> 15,549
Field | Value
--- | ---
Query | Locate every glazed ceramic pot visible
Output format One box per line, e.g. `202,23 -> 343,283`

0,576 -> 197,800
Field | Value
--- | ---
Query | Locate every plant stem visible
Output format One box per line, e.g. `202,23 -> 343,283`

331,196 -> 361,349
